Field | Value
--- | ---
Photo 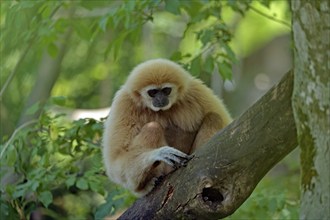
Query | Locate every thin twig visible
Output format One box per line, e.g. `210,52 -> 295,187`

0,119 -> 38,159
249,5 -> 291,28
0,40 -> 35,100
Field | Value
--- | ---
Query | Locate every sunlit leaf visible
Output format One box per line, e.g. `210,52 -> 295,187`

50,125 -> 58,141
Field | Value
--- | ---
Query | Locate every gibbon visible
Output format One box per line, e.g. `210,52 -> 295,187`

102,59 -> 232,196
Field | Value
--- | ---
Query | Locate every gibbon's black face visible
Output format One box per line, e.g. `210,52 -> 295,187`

147,87 -> 172,108
140,83 -> 177,112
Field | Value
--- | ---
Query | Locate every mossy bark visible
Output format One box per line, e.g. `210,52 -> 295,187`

291,0 -> 330,219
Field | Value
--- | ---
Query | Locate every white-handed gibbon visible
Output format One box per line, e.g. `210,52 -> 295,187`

102,59 -> 232,196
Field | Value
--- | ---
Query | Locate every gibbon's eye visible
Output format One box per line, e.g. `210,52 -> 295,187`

147,89 -> 159,98
161,87 -> 172,96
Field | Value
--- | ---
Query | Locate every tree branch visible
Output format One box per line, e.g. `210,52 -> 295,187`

119,70 -> 297,219
0,39 -> 35,100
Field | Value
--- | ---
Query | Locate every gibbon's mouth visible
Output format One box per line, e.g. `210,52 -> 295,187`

151,104 -> 171,112
152,98 -> 169,108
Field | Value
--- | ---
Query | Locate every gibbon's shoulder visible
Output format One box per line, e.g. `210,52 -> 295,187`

124,59 -> 192,94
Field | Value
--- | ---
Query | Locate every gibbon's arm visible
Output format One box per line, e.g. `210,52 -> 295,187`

188,79 -> 233,152
190,112 -> 225,152
190,78 -> 232,126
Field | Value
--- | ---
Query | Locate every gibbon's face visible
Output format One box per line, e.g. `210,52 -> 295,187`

140,83 -> 178,112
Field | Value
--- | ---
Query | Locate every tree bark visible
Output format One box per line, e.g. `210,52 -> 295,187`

291,1 -> 330,219
119,70 -> 297,220
18,28 -> 72,126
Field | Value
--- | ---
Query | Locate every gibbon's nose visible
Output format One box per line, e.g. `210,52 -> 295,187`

153,95 -> 169,108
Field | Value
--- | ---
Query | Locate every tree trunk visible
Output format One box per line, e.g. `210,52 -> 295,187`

291,1 -> 330,219
119,70 -> 297,219
18,28 -> 72,126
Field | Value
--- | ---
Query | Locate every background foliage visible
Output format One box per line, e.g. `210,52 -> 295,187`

1,0 -> 297,219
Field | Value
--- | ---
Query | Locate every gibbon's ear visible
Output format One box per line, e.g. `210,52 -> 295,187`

175,84 -> 187,101
133,90 -> 141,99
130,90 -> 143,106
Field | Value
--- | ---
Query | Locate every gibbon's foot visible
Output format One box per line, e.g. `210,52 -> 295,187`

152,146 -> 193,169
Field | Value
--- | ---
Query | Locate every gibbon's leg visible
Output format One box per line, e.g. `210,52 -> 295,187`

190,112 -> 224,153
165,124 -> 197,154
128,122 -> 192,195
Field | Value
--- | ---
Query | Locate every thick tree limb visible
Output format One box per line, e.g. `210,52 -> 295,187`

119,70 -> 297,220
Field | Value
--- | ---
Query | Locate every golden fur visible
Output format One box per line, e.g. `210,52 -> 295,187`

102,59 -> 232,196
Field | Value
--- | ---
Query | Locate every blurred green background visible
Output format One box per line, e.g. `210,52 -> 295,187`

1,0 -> 299,219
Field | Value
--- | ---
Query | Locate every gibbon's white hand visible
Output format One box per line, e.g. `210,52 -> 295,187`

151,146 -> 194,168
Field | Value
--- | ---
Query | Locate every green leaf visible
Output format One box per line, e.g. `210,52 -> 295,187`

6,149 -> 17,167
204,56 -> 214,74
99,17 -> 109,32
39,191 -> 53,208
12,189 -> 25,199
95,199 -> 114,219
73,21 -> 92,41
76,178 -> 89,190
26,102 -> 40,115
125,0 -> 136,12
47,42 -> 58,58
190,56 -> 201,76
218,61 -> 232,80
50,125 -> 58,141
221,41 -> 237,62
200,30 -> 213,45
88,180 -> 101,193
269,198 -> 278,212
95,191 -> 124,219
51,96 -> 66,106
259,0 -> 271,8
164,0 -> 181,15
170,51 -> 182,61
105,31 -> 130,61
13,182 -> 31,199
185,1 -> 203,18
65,176 -> 76,188
1,200 -> 20,219
31,181 -> 40,191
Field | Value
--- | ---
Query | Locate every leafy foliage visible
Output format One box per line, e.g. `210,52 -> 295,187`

228,170 -> 300,219
0,104 -> 134,219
